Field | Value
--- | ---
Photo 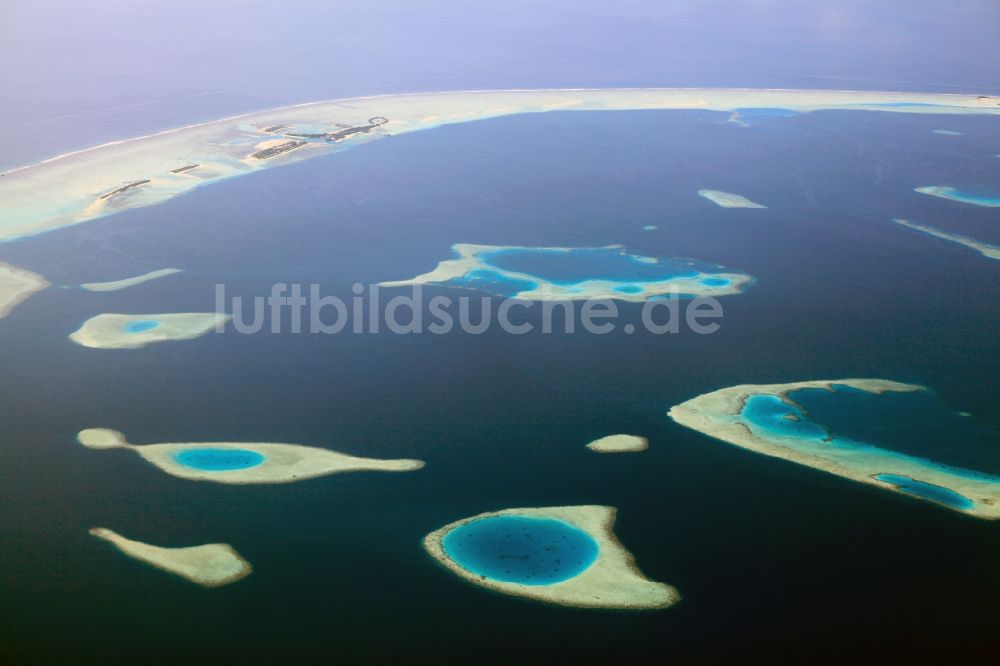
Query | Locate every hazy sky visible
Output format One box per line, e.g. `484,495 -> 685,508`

1,0 -> 998,166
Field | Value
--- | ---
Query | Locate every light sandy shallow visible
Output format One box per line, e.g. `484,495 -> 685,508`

586,434 -> 649,453
90,527 -> 251,587
697,189 -> 767,208
81,268 -> 182,291
1,88 -> 998,242
380,243 -> 754,300
77,428 -> 425,484
915,186 -> 1000,207
0,262 -> 48,319
668,379 -> 1000,519
69,312 -> 229,349
424,505 -> 679,610
892,218 -> 1000,261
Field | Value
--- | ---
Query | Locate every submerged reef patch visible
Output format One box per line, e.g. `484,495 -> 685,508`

90,527 -> 251,587
668,379 -> 1000,518
380,244 -> 754,301
697,189 -> 767,208
424,505 -> 678,609
77,428 -> 424,484
892,218 -> 1000,261
69,312 -> 229,349
0,261 -> 48,320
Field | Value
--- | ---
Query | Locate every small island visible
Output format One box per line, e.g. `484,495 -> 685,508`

586,434 -> 649,453
78,428 -> 425,484
915,186 -> 1000,207
90,527 -> 251,587
380,244 -> 754,301
69,312 -> 229,349
668,379 -> 1000,519
0,261 -> 49,320
423,505 -> 679,610
697,189 -> 767,208
81,268 -> 182,292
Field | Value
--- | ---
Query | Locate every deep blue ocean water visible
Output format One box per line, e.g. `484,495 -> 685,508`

1,105 -> 999,665
173,449 -> 266,472
442,515 -> 599,585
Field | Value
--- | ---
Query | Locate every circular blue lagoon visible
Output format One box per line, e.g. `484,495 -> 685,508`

124,319 -> 160,334
442,515 -> 599,585
173,448 -> 266,471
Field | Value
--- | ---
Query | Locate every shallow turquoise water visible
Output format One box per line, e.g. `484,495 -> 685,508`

924,188 -> 1000,207
452,268 -> 539,298
123,320 -> 160,334
479,247 -> 704,285
875,474 -> 974,510
433,246 -> 751,300
732,107 -> 801,124
741,394 -> 830,441
173,448 -> 266,471
442,515 -> 599,585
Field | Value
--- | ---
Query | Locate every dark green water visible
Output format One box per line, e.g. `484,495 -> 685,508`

0,109 -> 998,664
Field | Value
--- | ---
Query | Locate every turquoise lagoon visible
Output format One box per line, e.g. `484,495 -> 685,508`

738,384 -> 1000,486
173,448 -> 266,471
453,246 -> 752,299
123,320 -> 160,334
442,515 -> 599,585
730,107 -> 801,125
874,474 -> 974,510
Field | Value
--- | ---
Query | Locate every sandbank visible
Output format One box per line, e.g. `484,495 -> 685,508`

586,434 -> 649,453
90,527 -> 251,587
2,88 -> 998,242
77,428 -> 425,484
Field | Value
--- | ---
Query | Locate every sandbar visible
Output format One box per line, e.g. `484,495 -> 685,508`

69,312 -> 229,349
586,434 -> 649,453
668,379 -> 1000,519
81,268 -> 182,291
90,527 -> 251,587
380,243 -> 754,300
0,261 -> 48,319
892,218 -> 1000,261
77,428 -> 425,484
915,186 -> 1000,207
2,88 -> 998,242
698,189 -> 767,208
423,505 -> 678,609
